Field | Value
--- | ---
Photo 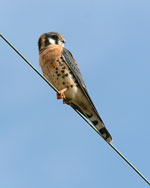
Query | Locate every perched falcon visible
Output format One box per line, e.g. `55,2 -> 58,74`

38,32 -> 112,143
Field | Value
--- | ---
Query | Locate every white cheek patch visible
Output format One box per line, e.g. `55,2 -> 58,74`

48,38 -> 55,45
58,40 -> 65,47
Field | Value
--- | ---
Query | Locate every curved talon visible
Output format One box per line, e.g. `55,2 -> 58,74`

63,99 -> 71,105
57,88 -> 67,99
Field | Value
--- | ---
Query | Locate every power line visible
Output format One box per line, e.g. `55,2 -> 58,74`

0,33 -> 149,185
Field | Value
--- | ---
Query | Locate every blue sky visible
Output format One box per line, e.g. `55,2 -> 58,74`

0,0 -> 150,187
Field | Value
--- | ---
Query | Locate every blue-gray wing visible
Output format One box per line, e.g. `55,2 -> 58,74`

62,48 -> 103,122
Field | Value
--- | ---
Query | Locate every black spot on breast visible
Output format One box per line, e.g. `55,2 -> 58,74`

55,68 -> 58,70
62,76 -> 65,78
92,120 -> 98,126
59,62 -> 63,66
55,71 -> 58,74
62,66 -> 66,69
65,73 -> 68,77
62,82 -> 65,85
61,58 -> 65,63
57,73 -> 60,77
61,70 -> 64,73
70,85 -> 73,88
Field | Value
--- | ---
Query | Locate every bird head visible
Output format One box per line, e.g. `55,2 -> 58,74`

38,32 -> 65,52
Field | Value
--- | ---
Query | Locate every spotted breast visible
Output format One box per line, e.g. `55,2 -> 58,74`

38,32 -> 113,143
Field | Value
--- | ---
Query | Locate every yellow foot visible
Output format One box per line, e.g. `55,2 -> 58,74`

57,88 -> 67,99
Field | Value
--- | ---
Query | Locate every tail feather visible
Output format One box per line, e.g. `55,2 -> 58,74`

71,103 -> 112,143
87,112 -> 112,143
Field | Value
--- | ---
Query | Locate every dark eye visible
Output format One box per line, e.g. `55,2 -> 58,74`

51,35 -> 58,40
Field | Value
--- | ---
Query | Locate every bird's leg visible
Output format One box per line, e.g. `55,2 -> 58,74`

63,98 -> 71,105
56,88 -> 71,105
57,88 -> 67,99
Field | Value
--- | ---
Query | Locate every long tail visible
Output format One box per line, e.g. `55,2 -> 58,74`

87,112 -> 112,143
71,103 -> 112,143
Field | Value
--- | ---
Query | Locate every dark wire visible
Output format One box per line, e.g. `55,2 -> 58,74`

0,33 -> 149,185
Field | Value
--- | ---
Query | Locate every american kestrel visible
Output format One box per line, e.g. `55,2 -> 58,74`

38,32 -> 112,143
